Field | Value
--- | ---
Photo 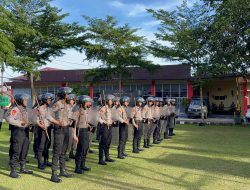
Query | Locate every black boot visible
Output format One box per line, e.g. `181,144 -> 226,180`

117,148 -> 125,159
20,164 -> 33,174
98,150 -> 107,165
81,160 -> 91,171
51,171 -> 62,183
153,139 -> 160,144
59,166 -> 73,178
122,145 -> 128,157
143,139 -> 149,148
105,150 -> 115,162
75,162 -> 83,174
38,163 -> 46,170
147,139 -> 152,147
69,150 -> 75,159
133,139 -> 139,153
45,159 -> 52,167
10,167 -> 20,178
172,128 -> 176,136
137,138 -> 143,151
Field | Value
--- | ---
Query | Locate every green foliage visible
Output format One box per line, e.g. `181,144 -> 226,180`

81,15 -> 157,82
205,0 -> 250,76
0,0 -> 84,74
148,1 -> 212,78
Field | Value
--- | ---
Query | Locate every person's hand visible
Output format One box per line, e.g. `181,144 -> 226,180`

73,135 -> 78,144
134,124 -> 139,129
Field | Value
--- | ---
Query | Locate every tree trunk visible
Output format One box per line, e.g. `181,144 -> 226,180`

199,79 -> 205,122
1,63 -> 4,94
30,73 -> 35,106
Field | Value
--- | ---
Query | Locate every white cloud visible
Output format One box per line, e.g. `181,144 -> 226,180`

142,20 -> 161,27
127,4 -> 148,17
108,1 -> 183,18
109,1 -> 125,8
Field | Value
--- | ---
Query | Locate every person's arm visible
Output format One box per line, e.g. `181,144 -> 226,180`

98,107 -> 107,124
6,108 -> 24,127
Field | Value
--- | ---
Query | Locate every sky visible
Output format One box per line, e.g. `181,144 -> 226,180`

4,0 -> 195,81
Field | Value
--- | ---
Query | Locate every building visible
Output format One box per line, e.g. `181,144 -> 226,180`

8,65 -> 192,111
7,65 -> 250,116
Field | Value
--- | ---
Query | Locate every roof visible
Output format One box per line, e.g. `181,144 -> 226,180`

8,64 -> 191,86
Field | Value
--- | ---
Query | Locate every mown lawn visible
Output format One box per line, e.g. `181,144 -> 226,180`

1,123 -> 250,190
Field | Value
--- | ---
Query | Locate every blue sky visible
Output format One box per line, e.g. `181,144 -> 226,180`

5,0 -> 195,80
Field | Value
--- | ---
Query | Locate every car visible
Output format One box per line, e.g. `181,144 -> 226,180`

187,97 -> 209,119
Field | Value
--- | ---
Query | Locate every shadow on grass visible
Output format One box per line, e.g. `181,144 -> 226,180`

142,153 -> 250,179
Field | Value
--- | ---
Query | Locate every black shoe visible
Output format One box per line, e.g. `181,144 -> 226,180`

105,158 -> 115,162
81,165 -> 91,171
69,153 -> 75,159
65,156 -> 70,161
137,148 -> 143,151
46,161 -> 52,167
133,149 -> 139,153
98,160 -> 107,165
153,140 -> 160,144
59,170 -> 73,178
26,160 -> 29,163
38,163 -> 46,170
51,173 -> 62,183
10,170 -> 20,178
147,139 -> 152,147
20,167 -> 33,174
75,168 -> 84,174
122,152 -> 128,157
117,154 -> 125,159
89,149 -> 94,154
143,140 -> 149,148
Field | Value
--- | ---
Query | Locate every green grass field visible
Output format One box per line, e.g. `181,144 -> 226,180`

1,124 -> 250,190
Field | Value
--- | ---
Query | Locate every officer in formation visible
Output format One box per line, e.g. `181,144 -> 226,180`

4,90 -> 177,182
6,94 -> 33,178
98,94 -> 115,165
66,94 -> 77,160
71,95 -> 93,174
131,97 -> 144,153
36,93 -> 59,170
50,87 -> 73,183
117,96 -> 130,159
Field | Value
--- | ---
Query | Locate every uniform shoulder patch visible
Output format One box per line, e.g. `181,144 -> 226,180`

11,109 -> 18,116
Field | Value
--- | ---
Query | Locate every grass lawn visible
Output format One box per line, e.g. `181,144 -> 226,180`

1,123 -> 250,190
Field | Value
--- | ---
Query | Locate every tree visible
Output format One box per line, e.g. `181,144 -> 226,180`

203,0 -> 250,114
81,15 -> 157,94
148,1 -> 212,121
205,0 -> 250,76
1,0 -> 84,104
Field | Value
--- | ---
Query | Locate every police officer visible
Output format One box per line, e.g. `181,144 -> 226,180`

117,96 -> 130,159
98,94 -> 115,165
32,94 -> 43,159
142,97 -> 154,148
66,94 -> 76,159
50,87 -> 73,183
36,93 -> 59,170
152,97 -> 161,144
169,99 -> 177,136
7,93 -> 33,178
163,99 -> 171,139
158,97 -> 165,141
131,97 -> 144,153
71,95 -> 93,174
96,97 -> 104,141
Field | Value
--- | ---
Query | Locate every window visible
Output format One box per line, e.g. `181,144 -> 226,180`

155,84 -> 163,97
171,84 -> 179,97
180,84 -> 187,97
163,84 -> 170,98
